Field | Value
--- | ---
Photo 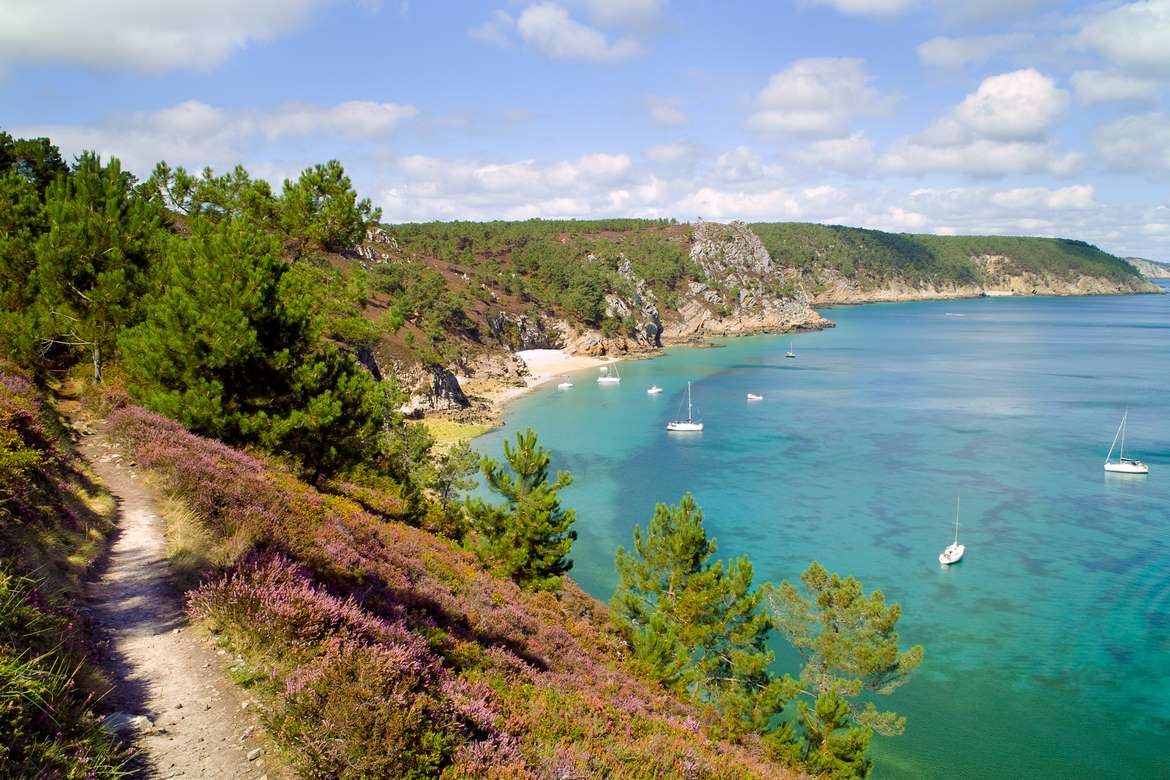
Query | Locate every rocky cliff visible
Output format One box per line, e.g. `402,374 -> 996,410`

1126,257 -> 1170,279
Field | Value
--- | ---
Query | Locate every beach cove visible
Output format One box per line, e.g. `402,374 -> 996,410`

475,285 -> 1170,779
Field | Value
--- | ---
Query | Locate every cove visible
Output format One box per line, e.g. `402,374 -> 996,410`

474,285 -> 1170,779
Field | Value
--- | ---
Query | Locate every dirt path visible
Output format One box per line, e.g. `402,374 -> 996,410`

82,432 -> 277,780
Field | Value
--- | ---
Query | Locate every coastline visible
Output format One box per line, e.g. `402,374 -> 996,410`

432,282 -> 1164,438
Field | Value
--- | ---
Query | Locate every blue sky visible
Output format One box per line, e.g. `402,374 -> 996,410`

3,0 -> 1170,258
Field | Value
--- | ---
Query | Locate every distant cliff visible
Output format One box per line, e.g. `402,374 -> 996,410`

1126,257 -> 1170,279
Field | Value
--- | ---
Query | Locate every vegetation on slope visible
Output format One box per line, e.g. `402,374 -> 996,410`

107,404 -> 802,779
750,222 -> 1142,287
0,365 -> 129,778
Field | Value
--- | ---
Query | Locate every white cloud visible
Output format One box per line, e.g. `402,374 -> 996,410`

645,142 -> 701,164
468,10 -> 514,47
714,146 -> 785,182
989,185 -> 1096,211
916,33 -> 1031,69
515,3 -> 641,62
797,132 -> 876,174
1074,0 -> 1170,78
585,0 -> 664,30
950,69 -> 1068,140
13,99 -> 417,176
644,96 -> 689,127
0,0 -> 328,72
748,58 -> 894,138
1071,70 -> 1162,104
1095,113 -> 1170,173
806,0 -> 915,17
878,69 -> 1075,177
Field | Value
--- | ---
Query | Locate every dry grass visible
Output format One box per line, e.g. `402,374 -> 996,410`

158,493 -> 225,593
420,417 -> 494,452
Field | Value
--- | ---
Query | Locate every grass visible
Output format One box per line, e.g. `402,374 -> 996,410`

421,417 -> 494,452
1,364 -> 131,778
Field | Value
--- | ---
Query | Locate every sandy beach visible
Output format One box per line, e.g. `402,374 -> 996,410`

492,349 -> 613,405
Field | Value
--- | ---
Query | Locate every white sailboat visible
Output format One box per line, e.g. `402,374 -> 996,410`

1104,409 -> 1148,474
939,496 -> 965,565
666,382 -> 704,432
597,360 -> 621,384
557,376 -> 573,390
785,341 -> 796,359
647,385 -> 663,395
746,393 -> 763,401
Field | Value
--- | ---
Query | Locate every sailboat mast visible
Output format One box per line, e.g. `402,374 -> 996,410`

1120,408 -> 1127,459
687,382 -> 693,422
954,496 -> 960,545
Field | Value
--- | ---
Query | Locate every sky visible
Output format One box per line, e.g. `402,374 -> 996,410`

3,0 -> 1170,259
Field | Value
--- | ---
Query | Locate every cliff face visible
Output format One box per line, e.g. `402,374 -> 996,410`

1126,257 -> 1170,279
660,221 -> 831,342
806,253 -> 1160,305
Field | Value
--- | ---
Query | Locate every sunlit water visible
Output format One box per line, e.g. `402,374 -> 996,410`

475,283 -> 1170,779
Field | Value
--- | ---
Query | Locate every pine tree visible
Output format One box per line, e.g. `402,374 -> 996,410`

279,160 -> 381,256
465,428 -> 576,591
612,494 -> 792,739
119,216 -> 382,481
34,153 -> 161,382
769,561 -> 924,778
0,172 -> 47,367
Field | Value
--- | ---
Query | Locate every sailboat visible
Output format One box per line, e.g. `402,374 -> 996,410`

647,385 -> 663,395
557,376 -> 573,390
1104,409 -> 1148,474
597,360 -> 621,384
785,341 -> 796,359
938,496 -> 965,565
666,382 -> 704,432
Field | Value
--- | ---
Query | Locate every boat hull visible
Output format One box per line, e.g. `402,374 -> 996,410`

1104,462 -> 1149,474
939,543 -> 965,565
597,377 -> 620,384
666,422 -> 704,432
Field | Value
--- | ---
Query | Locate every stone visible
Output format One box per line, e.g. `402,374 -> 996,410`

247,748 -> 262,761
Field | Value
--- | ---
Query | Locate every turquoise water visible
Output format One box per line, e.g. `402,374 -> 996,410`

475,285 -> 1170,779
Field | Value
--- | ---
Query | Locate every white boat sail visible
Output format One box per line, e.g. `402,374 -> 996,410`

939,496 -> 965,565
1104,409 -> 1148,474
597,360 -> 621,384
666,382 -> 704,432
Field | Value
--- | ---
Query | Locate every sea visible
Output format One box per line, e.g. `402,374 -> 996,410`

474,281 -> 1170,779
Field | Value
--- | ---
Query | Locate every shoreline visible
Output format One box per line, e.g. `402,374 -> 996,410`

436,283 -> 1166,437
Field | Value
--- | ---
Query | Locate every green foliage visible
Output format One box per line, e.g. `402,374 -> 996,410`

141,162 -> 279,228
119,216 -> 383,481
466,428 -> 577,591
34,153 -> 162,381
386,219 -> 686,328
612,494 -> 792,739
750,222 -> 1141,287
280,160 -> 382,256
769,561 -> 924,778
0,172 -> 48,366
0,569 -> 131,779
0,130 -> 68,195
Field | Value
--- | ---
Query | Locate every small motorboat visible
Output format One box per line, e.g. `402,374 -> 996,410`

557,379 -> 573,390
746,393 -> 763,401
647,385 -> 663,395
939,497 -> 966,566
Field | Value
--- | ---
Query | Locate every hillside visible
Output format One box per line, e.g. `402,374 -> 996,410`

1125,256 -> 1170,279
337,219 -> 1157,416
103,400 -> 806,780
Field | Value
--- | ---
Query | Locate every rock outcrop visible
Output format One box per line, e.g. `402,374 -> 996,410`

660,221 -> 831,342
487,312 -> 565,351
1126,257 -> 1170,279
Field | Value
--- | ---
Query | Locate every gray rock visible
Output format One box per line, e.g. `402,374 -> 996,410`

247,748 -> 262,761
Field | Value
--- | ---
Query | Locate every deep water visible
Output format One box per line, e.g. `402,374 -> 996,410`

475,283 -> 1170,779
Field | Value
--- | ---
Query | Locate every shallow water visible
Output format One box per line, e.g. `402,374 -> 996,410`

475,284 -> 1170,779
